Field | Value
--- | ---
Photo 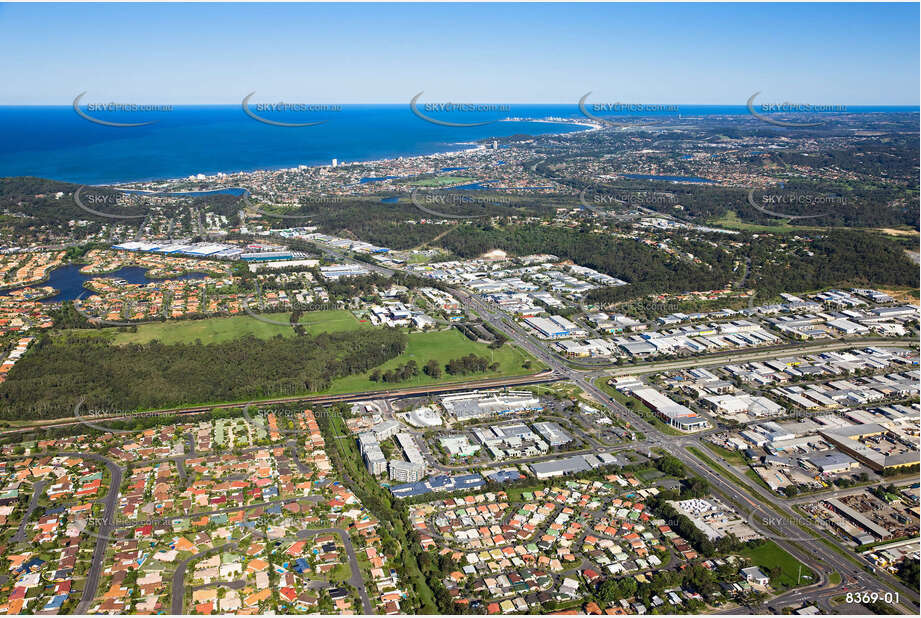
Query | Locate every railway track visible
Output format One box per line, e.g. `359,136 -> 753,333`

0,370 -> 560,437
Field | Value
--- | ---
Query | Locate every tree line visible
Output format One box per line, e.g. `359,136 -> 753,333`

368,354 -> 499,384
0,328 -> 407,420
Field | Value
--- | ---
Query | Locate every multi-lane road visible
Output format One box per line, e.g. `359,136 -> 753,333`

452,287 -> 919,614
8,242 -> 917,614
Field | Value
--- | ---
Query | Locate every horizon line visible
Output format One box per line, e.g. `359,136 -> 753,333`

1,102 -> 920,108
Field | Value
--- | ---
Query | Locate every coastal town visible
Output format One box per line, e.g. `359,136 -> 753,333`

0,108 -> 919,614
0,8 -> 918,611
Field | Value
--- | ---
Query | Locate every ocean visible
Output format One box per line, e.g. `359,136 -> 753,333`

0,104 -> 916,185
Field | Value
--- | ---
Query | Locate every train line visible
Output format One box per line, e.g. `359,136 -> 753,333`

0,370 -> 560,437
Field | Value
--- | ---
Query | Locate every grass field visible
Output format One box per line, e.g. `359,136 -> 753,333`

407,175 -> 476,187
521,381 -> 583,400
709,210 -> 807,233
506,483 -> 549,503
704,441 -> 748,465
75,313 -> 544,409
322,328 -> 542,394
687,446 -> 761,497
739,540 -> 816,591
111,310 -> 368,345
711,210 -> 920,238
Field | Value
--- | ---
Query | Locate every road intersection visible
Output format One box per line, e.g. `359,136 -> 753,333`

4,246 -> 916,614
452,289 -> 919,614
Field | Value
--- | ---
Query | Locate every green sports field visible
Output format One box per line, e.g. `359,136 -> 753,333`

407,175 -> 476,187
739,540 -> 816,591
109,311 -> 544,394
322,327 -> 542,394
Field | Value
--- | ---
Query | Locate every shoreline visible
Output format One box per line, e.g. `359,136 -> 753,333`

0,261 -> 218,301
100,117 -> 598,189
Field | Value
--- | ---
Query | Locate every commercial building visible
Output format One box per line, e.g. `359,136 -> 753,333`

419,287 -> 460,312
369,420 -> 401,441
440,435 -> 480,458
441,391 -> 542,422
368,303 -> 413,327
355,420 -> 402,477
473,422 -> 538,447
471,422 -> 550,459
530,454 -> 600,479
532,421 -> 573,447
395,432 -> 425,466
670,497 -> 761,542
741,567 -> 769,586
403,406 -> 443,428
389,474 -> 486,498
630,388 -> 710,432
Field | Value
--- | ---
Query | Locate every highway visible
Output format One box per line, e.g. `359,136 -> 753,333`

448,286 -> 920,614
13,238 -> 916,613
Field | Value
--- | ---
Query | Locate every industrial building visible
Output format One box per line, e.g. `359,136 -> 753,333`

701,394 -> 784,419
629,387 -> 710,432
819,424 -> 920,472
823,497 -> 892,544
806,452 -> 858,474
530,455 -> 592,479
532,421 -> 573,447
523,315 -> 582,339
528,453 -> 617,479
239,250 -> 295,262
318,264 -> 370,280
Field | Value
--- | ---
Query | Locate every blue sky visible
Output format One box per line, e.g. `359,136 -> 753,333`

0,2 -> 917,105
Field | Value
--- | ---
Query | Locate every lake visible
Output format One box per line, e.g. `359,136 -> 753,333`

0,264 -> 207,303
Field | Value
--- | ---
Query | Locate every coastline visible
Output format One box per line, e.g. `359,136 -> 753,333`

101,116 -> 598,189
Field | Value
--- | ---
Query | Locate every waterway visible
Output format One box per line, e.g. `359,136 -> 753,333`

0,264 -> 207,303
